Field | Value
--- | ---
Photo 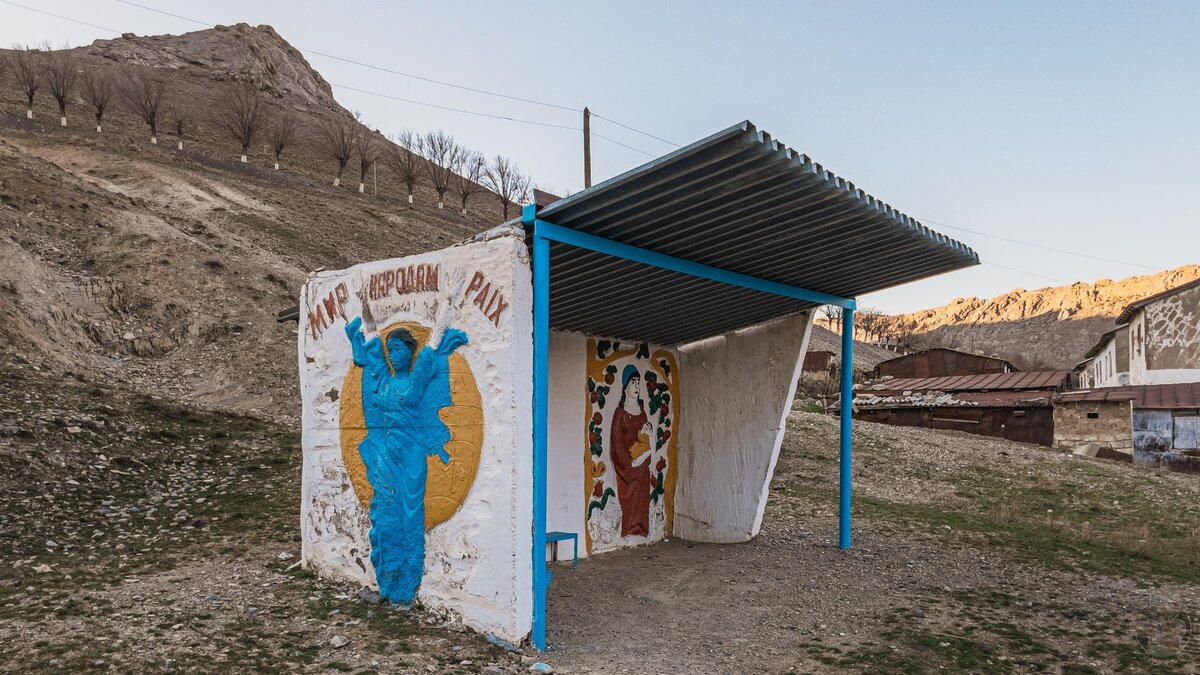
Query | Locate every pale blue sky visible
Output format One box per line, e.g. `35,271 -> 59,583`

2,1 -> 1197,313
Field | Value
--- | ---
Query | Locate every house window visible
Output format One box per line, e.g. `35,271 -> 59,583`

1087,412 -> 1100,419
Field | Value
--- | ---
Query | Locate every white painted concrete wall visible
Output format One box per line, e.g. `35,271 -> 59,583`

546,329 -> 587,558
298,229 -> 533,642
673,312 -> 814,543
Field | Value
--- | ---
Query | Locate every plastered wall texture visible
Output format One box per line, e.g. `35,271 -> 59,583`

1053,401 -> 1134,452
675,312 -> 813,543
298,231 -> 533,642
1130,284 -> 1200,385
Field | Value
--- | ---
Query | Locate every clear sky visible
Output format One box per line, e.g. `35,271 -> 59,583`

3,1 -> 1197,313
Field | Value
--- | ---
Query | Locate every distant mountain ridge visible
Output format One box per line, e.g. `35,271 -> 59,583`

891,265 -> 1200,370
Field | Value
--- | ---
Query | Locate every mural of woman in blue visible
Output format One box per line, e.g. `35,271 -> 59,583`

344,316 -> 469,605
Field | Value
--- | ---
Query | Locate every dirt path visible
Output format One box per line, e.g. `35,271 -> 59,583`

546,518 -> 1195,673
543,412 -> 1200,673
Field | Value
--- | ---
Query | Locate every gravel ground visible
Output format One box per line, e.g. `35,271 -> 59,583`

2,367 -> 1197,673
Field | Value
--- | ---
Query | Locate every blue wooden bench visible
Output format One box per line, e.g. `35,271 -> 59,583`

546,531 -> 578,568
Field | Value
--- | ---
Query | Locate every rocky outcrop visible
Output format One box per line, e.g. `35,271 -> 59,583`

88,23 -> 340,109
891,266 -> 1200,370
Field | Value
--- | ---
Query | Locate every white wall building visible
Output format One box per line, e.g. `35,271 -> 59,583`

1121,279 -> 1200,386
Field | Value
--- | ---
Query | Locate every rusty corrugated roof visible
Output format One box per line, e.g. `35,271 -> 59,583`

867,370 -> 1070,394
1058,383 -> 1200,409
856,390 -> 1053,409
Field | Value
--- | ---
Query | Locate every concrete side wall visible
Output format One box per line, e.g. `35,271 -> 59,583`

546,330 -> 587,557
1053,400 -> 1133,452
674,312 -> 813,543
298,233 -> 533,642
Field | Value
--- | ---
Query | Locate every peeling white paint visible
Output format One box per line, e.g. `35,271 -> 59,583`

298,232 -> 533,643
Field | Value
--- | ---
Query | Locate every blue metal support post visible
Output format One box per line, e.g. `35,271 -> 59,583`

839,307 -> 854,550
526,205 -> 550,650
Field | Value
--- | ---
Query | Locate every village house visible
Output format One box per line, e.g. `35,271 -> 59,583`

849,370 -> 1070,446
1055,383 -> 1200,473
1080,325 -> 1130,389
1119,278 -> 1200,385
873,347 -> 1016,379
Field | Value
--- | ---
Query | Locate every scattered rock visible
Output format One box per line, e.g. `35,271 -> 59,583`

330,635 -> 349,649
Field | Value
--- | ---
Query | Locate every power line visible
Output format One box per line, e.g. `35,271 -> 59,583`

591,112 -> 679,147
984,261 -> 1068,285
332,84 -> 580,131
0,0 -> 118,33
110,0 -> 677,148
918,216 -> 1158,271
2,0 -> 660,157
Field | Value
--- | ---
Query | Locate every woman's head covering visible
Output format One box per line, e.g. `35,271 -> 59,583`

622,364 -> 641,390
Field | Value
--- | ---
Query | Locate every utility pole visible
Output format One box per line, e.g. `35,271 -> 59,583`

582,107 -> 592,189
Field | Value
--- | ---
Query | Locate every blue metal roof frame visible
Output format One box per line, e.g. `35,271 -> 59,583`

528,121 -> 979,346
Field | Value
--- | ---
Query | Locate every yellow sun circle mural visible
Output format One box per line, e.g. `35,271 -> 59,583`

338,321 -> 484,530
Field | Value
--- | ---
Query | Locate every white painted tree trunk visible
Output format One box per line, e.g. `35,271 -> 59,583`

96,125 -> 102,133
178,140 -> 184,150
240,154 -> 247,163
60,116 -> 67,127
358,183 -> 365,193
407,194 -> 413,204
150,136 -> 157,145
332,177 -> 340,187
437,201 -> 444,209
26,109 -> 32,119
273,162 -> 280,170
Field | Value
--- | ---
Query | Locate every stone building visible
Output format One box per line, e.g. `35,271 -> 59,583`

1118,278 -> 1200,385
1055,383 -> 1200,472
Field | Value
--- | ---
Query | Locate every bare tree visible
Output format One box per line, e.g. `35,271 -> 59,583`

123,73 -> 167,144
355,126 -> 380,194
483,155 -> 533,220
421,130 -> 459,209
451,150 -> 485,215
214,85 -> 268,163
0,52 -> 7,85
267,112 -> 296,170
10,44 -> 41,120
79,69 -> 114,133
169,108 -> 191,150
318,117 -> 355,187
384,130 -> 423,204
40,42 -> 77,127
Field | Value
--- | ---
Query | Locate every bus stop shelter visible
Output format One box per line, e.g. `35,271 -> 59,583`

297,120 -> 978,650
523,121 -> 978,648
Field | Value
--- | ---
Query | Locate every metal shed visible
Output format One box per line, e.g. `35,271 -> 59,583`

523,121 -> 979,648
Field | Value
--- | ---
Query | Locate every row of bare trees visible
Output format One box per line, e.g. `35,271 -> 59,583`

4,44 -> 534,216
316,119 -> 532,217
819,305 -> 923,347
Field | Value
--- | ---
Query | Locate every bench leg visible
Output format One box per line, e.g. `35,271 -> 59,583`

572,537 -> 578,569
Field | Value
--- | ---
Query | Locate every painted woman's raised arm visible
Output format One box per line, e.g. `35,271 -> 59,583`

345,316 -> 384,371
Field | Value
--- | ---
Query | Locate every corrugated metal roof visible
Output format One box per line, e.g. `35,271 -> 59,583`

1116,277 -> 1200,324
867,370 -> 1070,394
1059,383 -> 1200,409
530,121 -> 979,345
856,390 -> 1053,409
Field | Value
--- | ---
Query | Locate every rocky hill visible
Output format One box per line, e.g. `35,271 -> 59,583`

0,25 -> 506,417
891,265 -> 1200,370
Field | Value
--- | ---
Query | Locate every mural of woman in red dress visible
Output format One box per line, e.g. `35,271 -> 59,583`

609,364 -> 660,537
